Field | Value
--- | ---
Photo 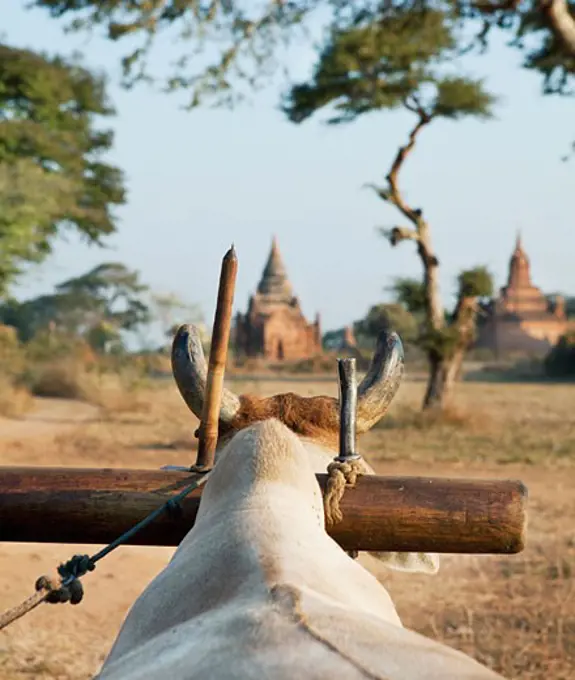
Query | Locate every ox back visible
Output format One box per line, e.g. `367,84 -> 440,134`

96,420 -> 505,680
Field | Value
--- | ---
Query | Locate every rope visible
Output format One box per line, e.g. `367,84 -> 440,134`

0,585 -> 50,630
2,456 -> 362,630
0,471 -> 211,632
323,458 -> 364,527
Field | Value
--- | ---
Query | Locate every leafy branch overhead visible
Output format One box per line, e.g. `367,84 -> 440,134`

0,44 -> 125,295
0,161 -> 77,295
283,11 -> 495,125
30,0 -> 575,107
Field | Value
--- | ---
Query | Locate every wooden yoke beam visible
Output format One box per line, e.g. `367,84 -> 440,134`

0,467 -> 527,554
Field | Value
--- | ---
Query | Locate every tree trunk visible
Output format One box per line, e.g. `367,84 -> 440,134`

541,0 -> 575,55
422,297 -> 478,411
376,114 -> 477,413
423,349 -> 465,411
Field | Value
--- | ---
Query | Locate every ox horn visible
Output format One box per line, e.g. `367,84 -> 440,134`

356,330 -> 404,433
171,323 -> 241,423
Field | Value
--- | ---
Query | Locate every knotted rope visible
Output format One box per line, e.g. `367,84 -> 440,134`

0,472 -> 210,632
323,458 -> 364,526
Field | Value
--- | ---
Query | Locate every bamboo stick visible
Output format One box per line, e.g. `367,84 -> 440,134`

195,245 -> 238,470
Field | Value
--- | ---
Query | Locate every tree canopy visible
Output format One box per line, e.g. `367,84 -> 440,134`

30,0 -> 575,109
283,10 -> 494,125
387,278 -> 428,316
151,292 -> 205,339
0,43 -> 125,294
357,268 -> 492,347
354,302 -> 419,344
0,160 -> 76,293
0,263 -> 150,352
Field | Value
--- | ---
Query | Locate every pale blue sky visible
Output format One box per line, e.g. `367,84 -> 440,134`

3,4 -> 574,336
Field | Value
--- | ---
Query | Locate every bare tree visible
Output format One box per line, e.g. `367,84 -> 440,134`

372,113 -> 492,409
283,12 -> 494,410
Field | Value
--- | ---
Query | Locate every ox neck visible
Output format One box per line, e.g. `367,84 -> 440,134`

189,478 -> 325,543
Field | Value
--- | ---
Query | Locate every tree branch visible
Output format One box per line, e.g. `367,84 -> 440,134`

540,0 -> 575,55
385,113 -> 432,225
469,0 -> 575,55
471,0 -> 520,14
373,113 -> 444,331
377,226 -> 420,246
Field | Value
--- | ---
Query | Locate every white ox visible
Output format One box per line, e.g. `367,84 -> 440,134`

96,325 -> 505,680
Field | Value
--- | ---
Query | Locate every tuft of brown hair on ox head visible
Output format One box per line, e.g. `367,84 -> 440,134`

171,324 -> 404,446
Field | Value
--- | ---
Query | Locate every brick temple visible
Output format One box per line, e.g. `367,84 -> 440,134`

233,237 -> 322,360
476,233 -> 567,355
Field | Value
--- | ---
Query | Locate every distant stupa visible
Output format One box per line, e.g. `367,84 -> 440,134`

234,236 -> 322,360
475,232 -> 567,355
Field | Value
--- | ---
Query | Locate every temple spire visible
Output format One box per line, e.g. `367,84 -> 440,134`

256,236 -> 293,300
507,231 -> 531,289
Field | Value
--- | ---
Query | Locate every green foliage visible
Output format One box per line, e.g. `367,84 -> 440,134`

0,263 -> 150,352
84,321 -> 122,354
418,325 -> 461,361
0,161 -> 77,294
151,292 -> 205,339
283,10 -> 495,125
31,0 -> 308,108
516,3 -> 575,95
355,303 -> 418,344
388,278 -> 427,315
382,268 -> 493,360
283,9 -> 452,123
432,77 -> 494,120
0,44 -> 125,293
457,266 -> 493,299
322,328 -> 345,350
24,328 -> 93,363
544,332 -> 575,378
0,294 -> 68,343
30,1 -> 575,111
56,263 -> 151,335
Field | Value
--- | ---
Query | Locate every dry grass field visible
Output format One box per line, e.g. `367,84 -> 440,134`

0,374 -> 574,679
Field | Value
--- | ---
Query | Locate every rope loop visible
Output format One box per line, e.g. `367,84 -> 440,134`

323,458 -> 364,526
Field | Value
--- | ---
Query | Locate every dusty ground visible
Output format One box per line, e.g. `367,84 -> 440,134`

0,377 -> 574,679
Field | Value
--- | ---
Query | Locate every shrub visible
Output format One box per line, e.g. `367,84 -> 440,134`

24,329 -> 96,365
544,333 -> 575,379
0,373 -> 32,417
24,361 -> 97,400
0,324 -> 25,376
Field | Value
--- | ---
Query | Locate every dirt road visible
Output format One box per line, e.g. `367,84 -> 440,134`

0,398 -> 99,443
